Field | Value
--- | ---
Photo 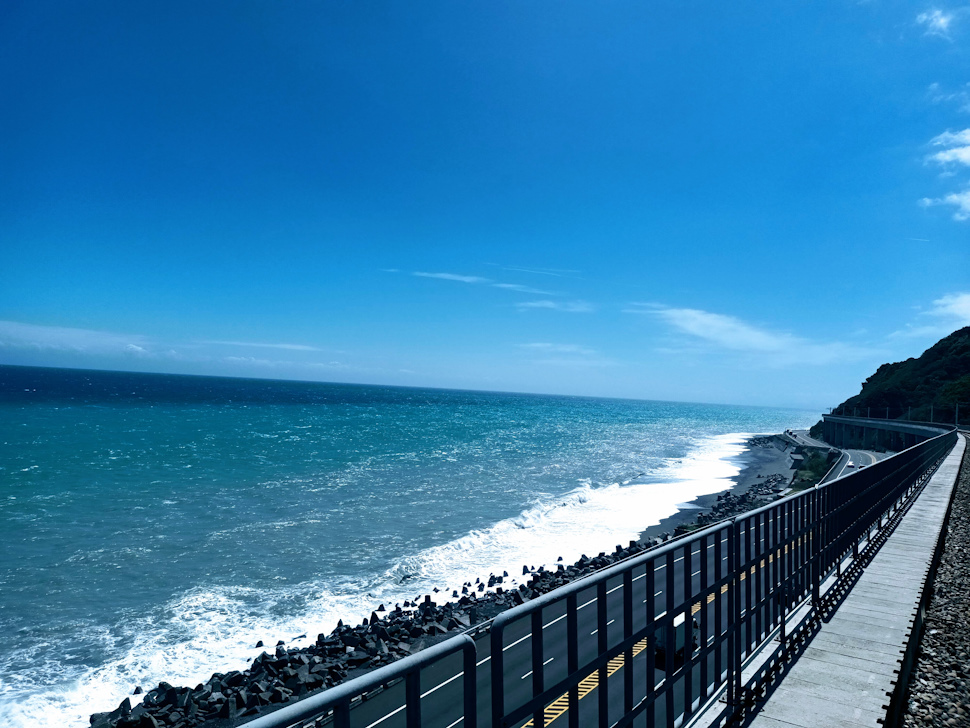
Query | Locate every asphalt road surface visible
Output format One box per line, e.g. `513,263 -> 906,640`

337,527 -> 800,728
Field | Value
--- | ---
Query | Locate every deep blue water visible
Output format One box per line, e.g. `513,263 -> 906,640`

0,366 -> 818,726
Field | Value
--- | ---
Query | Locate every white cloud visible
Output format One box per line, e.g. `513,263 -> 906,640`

930,147 -> 970,166
413,272 -> 492,284
922,130 -> 970,219
625,305 -> 878,365
0,320 -> 153,355
927,129 -> 970,169
929,292 -> 970,322
921,187 -> 970,220
931,129 -> 970,147
917,9 -> 955,37
201,340 -> 323,351
642,307 -> 792,352
516,300 -> 594,313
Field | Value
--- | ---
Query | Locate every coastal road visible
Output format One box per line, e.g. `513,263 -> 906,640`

789,428 -> 888,485
788,430 -> 829,449
338,532 -> 779,728
831,448 -> 888,479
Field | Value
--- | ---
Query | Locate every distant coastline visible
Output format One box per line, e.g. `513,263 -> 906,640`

638,433 -> 800,543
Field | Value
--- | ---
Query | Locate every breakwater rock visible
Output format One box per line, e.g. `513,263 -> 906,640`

90,541 -> 652,728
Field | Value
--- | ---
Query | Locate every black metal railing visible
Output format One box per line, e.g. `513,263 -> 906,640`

489,424 -> 955,728
240,634 -> 477,728
243,421 -> 957,728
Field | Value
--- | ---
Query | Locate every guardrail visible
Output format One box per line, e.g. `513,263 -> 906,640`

240,634 -> 477,728
243,422 -> 957,728
491,424 -> 956,728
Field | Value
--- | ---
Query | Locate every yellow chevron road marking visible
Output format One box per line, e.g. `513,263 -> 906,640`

519,537 -> 815,726
519,637 -> 651,727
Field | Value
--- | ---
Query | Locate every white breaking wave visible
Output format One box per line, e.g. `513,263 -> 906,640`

0,433 -> 749,728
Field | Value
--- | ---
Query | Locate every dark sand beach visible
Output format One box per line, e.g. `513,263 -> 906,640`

638,434 -> 799,543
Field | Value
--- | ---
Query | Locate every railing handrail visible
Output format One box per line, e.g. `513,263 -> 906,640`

241,633 -> 476,728
489,519 -> 728,630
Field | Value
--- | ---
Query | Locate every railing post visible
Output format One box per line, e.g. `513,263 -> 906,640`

727,518 -> 742,708
334,699 -> 351,728
405,670 -> 421,727
811,488 -> 821,609
462,641 -> 477,728
491,622 -> 505,728
532,610 -> 544,728
567,593 -> 579,728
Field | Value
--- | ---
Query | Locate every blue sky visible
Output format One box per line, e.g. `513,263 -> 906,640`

1,1 -> 969,409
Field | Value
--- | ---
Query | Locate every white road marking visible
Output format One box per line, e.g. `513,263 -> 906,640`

521,657 -> 555,679
369,543 -> 716,725
421,670 -> 464,697
365,704 -> 404,728
590,619 -> 616,635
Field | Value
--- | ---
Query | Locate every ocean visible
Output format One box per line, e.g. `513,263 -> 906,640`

0,365 -> 818,727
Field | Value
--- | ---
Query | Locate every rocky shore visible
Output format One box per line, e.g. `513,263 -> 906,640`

90,434 -> 803,728
638,434 -> 798,543
89,545 -> 653,728
900,444 -> 970,728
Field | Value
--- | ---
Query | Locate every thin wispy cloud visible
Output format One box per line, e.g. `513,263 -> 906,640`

891,291 -> 970,338
516,300 -> 594,313
519,343 -> 615,368
520,343 -> 597,356
499,266 -> 582,278
413,272 -> 492,284
412,271 -> 558,295
928,82 -> 970,113
917,8 -> 955,38
223,356 -> 349,370
201,340 -> 323,352
624,305 -> 879,365
0,320 -> 153,355
492,283 -> 557,295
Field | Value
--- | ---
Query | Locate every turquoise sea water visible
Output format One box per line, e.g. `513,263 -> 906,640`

0,366 -> 818,727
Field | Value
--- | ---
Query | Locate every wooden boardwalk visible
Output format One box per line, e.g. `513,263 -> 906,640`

748,434 -> 965,728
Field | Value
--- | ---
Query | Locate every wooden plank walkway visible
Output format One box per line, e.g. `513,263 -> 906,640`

748,433 -> 965,728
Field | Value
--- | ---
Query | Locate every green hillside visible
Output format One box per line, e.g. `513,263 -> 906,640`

814,326 -> 970,432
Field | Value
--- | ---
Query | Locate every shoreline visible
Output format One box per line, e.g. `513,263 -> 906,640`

638,434 -> 797,543
90,433 -> 803,728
